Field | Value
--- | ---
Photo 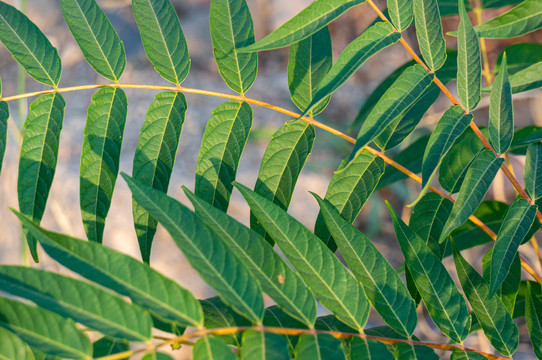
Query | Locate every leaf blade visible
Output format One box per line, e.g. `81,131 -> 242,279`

526,281 -> 542,359
473,0 -> 542,39
413,0 -> 446,71
489,54 -> 513,154
193,336 -> 237,360
241,330 -> 290,360
294,334 -> 345,360
457,0 -> 481,111
525,141 -> 542,201
388,0 -> 413,31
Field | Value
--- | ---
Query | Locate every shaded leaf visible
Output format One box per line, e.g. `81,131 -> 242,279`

80,87 -> 127,243
195,101 -> 252,212
494,42 -> 542,75
526,281 -> 542,359
241,330 -> 289,360
0,101 -> 7,175
132,91 -> 186,263
489,54 -> 513,154
388,0 -> 413,31
450,349 -> 487,360
201,296 -> 250,348
510,126 -> 542,155
457,0 -> 481,111
61,0 -> 125,81
0,327 -> 34,360
92,337 -> 129,358
17,93 -> 66,262
263,306 -> 306,354
414,0 -> 446,71
438,0 -> 470,16
193,336 -> 236,360
483,249 -> 521,315
525,142 -> 542,201
395,343 -> 439,360
483,0 -> 523,8
350,337 -> 394,360
473,0 -> 542,39
294,334 -> 345,360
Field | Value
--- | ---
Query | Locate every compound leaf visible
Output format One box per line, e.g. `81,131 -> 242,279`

238,0 -> 364,52
132,91 -> 186,263
388,0 -> 413,31
0,2 -> 61,86
414,0 -> 446,71
526,281 -> 542,359
489,54 -> 513,154
195,101 -> 251,212
80,87 -> 127,243
17,93 -> 66,262
132,0 -> 190,85
241,331 -> 289,360
525,142 -> 542,201
61,0 -> 125,81
473,0 -> 542,39
0,101 -> 7,175
193,336 -> 236,360
457,0 -> 481,111
294,334 -> 345,360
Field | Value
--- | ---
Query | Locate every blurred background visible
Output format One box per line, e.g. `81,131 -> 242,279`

0,0 -> 541,358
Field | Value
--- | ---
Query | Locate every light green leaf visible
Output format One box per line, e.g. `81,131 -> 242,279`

287,26 -> 332,116
453,244 -> 518,356
525,142 -> 542,201
509,61 -> 542,93
80,87 -> 127,243
388,0 -> 413,31
132,0 -> 190,85
13,211 -> 204,329
195,101 -> 252,212
489,54 -> 513,154
252,120 -> 315,242
241,330 -> 289,360
440,150 -> 504,243
238,0 -> 364,52
489,198 -> 536,297
350,337 -> 394,360
185,188 -> 317,327
414,0 -> 446,71
0,265 -> 152,342
0,296 -> 91,359
387,202 -> 471,343
61,0 -> 125,81
132,91 -> 186,263
483,249 -> 521,315
314,150 -> 384,251
450,349 -> 487,360
352,64 -> 434,156
457,0 -> 481,111
125,175 -> 264,324
235,182 -> 370,332
422,105 -> 472,188
0,2 -> 61,86
0,327 -> 34,360
294,334 -> 345,360
473,0 -> 542,39
210,0 -> 257,93
17,93 -> 66,262
193,336 -> 236,360
0,101 -> 8,175
316,194 -> 417,337
395,343 -> 439,360
92,337 -> 129,358
303,22 -> 400,116
526,281 -> 542,359
201,296 -> 250,348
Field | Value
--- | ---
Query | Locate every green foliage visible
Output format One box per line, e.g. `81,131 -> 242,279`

457,0 -> 481,111
489,54 -> 513,154
473,0 -> 542,39
413,0 -> 446,71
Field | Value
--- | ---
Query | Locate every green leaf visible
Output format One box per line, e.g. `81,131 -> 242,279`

440,150 -> 504,243
414,0 -> 446,71
314,315 -> 353,356
241,330 -> 289,360
80,87 -> 127,243
124,175 -> 264,324
0,101 -> 8,175
450,349 -> 487,360
17,93 -> 66,262
350,337 -> 394,360
422,106 -> 471,188
489,198 -> 536,297
287,26 -> 332,116
452,244 -> 518,356
263,306 -> 306,354
92,337 -> 129,358
235,182 -> 370,332
141,352 -> 173,360
0,327 -> 34,360
237,0 -> 364,52
494,42 -> 542,75
201,296 -> 250,347
483,0 -> 523,8
508,61 -> 542,94
0,2 -> 61,86
303,22 -> 400,116
510,126 -> 542,155
388,0 -> 413,31
395,343 -> 439,360
252,120 -> 315,242
13,211 -> 204,329
61,0 -> 125,81
457,0 -> 481,111
185,188 -> 317,327
195,101 -> 252,212
387,202 -> 471,343
193,336 -> 236,360
314,150 -> 385,251
438,0 -> 470,16
525,142 -> 542,201
473,0 -> 542,39
489,54 -> 513,154
132,0 -> 190,85
316,194 -> 417,337
132,91 -> 187,263
210,0 -> 257,93
0,265 -> 152,342
483,249 -> 521,315
352,64 -> 434,155
526,281 -> 542,359
294,334 -> 345,360
0,296 -> 91,359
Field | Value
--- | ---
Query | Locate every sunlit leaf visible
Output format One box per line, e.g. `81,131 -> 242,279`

0,327 -> 34,360
414,0 -> 446,71
508,61 -> 542,94
388,0 -> 413,31
193,336 -> 236,360
473,0 -> 542,39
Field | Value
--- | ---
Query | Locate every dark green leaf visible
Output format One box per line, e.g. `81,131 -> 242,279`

450,349 -> 487,360
92,337 -> 129,358
525,142 -> 542,201
414,0 -> 446,71
263,306 -> 306,354
238,0 -> 364,52
193,336 -> 236,360
294,334 -> 345,360
509,61 -> 542,94
17,93 -> 66,262
526,281 -> 542,359
483,249 -> 521,315
438,0 -> 470,16
132,91 -> 186,263
80,87 -> 127,243
494,42 -> 542,75
241,330 -> 289,360
483,0 -> 523,8
473,0 -> 542,39
457,0 -> 481,111
388,0 -> 413,31
510,126 -> 542,155
0,101 -> 7,175
195,101 -> 252,212
489,54 -> 513,154
201,296 -> 250,348
350,337 -> 394,360
395,343 -> 439,360
61,0 -> 125,81
0,2 -> 61,86
0,327 -> 34,360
